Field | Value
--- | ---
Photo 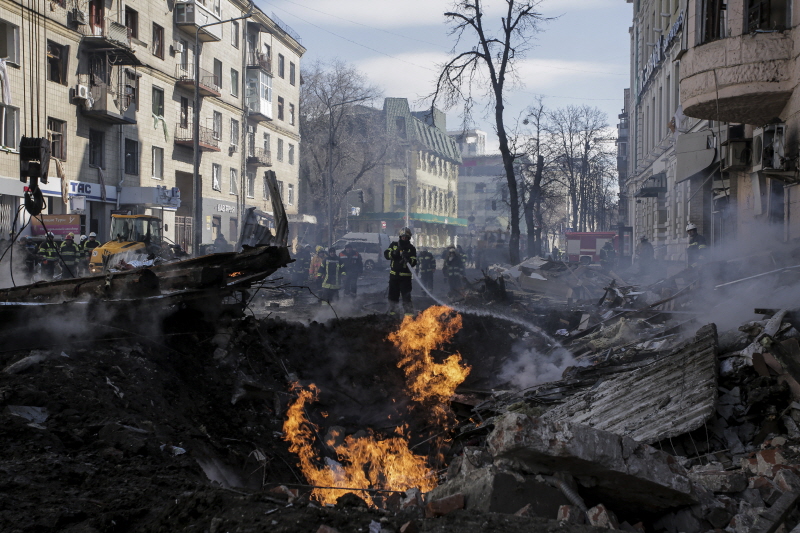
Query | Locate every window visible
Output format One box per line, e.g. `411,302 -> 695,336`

124,139 -> 138,174
277,138 -> 284,161
152,146 -> 163,179
230,118 -> 239,148
179,39 -> 189,72
230,68 -> 239,97
394,184 -> 406,206
395,117 -> 406,138
152,23 -> 164,58
262,174 -> 270,200
289,103 -> 295,125
180,96 -> 189,128
230,168 -> 237,195
152,86 -> 164,116
214,58 -> 222,90
289,62 -> 296,85
0,20 -> 20,64
475,183 -> 486,193
0,105 -> 18,149
747,0 -> 789,32
700,0 -> 726,43
231,20 -> 239,48
125,7 -> 138,39
277,97 -> 284,120
247,172 -> 255,198
212,163 -> 221,191
89,130 -> 104,168
287,184 -> 294,206
47,118 -> 66,161
212,111 -> 222,140
263,132 -> 270,152
288,143 -> 295,165
278,54 -> 285,78
124,70 -> 138,109
46,41 -> 68,85
277,180 -> 284,199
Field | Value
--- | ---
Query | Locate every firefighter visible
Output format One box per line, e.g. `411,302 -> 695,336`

415,247 -> 436,290
339,243 -> 363,298
309,246 -> 326,288
292,244 -> 311,285
686,223 -> 707,268
599,241 -> 616,272
442,246 -> 466,299
16,236 -> 38,282
384,227 -> 417,316
59,232 -> 80,279
636,236 -> 655,273
318,246 -> 346,303
551,246 -> 561,261
38,232 -> 59,279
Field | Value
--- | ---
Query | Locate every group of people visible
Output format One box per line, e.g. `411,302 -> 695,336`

14,231 -> 102,281
290,242 -> 364,303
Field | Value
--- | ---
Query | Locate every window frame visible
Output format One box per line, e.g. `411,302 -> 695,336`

125,7 -> 138,39
212,110 -> 222,140
231,20 -> 239,48
277,96 -> 284,121
289,103 -> 295,125
229,167 -> 238,195
287,183 -> 294,206
230,68 -> 239,97
247,172 -> 255,198
278,54 -> 285,78
151,146 -> 164,179
262,174 -> 270,200
289,62 -> 296,85
46,40 -> 68,85
152,86 -> 165,117
288,143 -> 295,165
212,163 -> 222,191
47,117 -> 66,161
277,138 -> 284,162
230,118 -> 239,148
0,105 -> 18,150
124,138 -> 139,175
152,23 -> 164,59
0,20 -> 20,65
89,129 -> 104,169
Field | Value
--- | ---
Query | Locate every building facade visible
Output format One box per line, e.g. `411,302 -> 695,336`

348,98 -> 465,248
0,0 -> 304,252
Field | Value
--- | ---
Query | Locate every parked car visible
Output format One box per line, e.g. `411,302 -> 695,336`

333,232 -> 392,271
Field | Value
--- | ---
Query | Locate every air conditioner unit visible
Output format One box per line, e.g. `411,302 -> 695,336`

722,140 -> 750,171
74,84 -> 90,101
170,42 -> 185,55
752,124 -> 786,172
70,8 -> 87,25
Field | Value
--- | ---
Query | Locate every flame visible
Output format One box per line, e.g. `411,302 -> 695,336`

388,306 -> 471,427
283,383 -> 437,505
228,271 -> 245,278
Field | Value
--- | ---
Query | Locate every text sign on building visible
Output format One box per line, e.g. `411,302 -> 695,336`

30,214 -> 81,236
216,204 -> 236,213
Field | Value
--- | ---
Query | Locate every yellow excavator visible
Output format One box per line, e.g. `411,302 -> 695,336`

88,214 -> 163,274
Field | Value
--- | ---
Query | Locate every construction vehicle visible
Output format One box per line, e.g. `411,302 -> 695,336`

88,214 -> 163,274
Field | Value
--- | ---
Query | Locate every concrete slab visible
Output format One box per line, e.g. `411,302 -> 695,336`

543,324 -> 718,444
487,414 -> 697,513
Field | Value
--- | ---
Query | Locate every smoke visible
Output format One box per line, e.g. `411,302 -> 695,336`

497,341 -> 581,390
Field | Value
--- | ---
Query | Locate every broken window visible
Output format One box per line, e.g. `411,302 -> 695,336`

124,138 -> 138,175
47,117 -> 66,161
89,129 -> 104,168
46,41 -> 68,85
747,0 -> 789,32
700,0 -> 726,43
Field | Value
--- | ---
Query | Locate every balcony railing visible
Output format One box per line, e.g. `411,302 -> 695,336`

246,147 -> 272,167
175,64 -> 221,97
80,80 -> 137,125
77,16 -> 132,48
174,123 -> 220,152
246,51 -> 272,74
174,0 -> 222,42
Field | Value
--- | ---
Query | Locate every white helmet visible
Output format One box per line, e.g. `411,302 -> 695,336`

47,231 -> 54,238
686,223 -> 697,232
89,232 -> 97,237
80,235 -> 88,242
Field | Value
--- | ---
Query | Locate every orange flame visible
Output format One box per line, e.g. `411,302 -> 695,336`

283,383 -> 437,505
388,306 -> 471,427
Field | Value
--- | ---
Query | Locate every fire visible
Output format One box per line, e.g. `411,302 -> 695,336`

283,383 -> 437,506
388,306 -> 471,427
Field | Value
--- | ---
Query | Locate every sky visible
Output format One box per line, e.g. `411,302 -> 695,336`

260,0 -> 632,153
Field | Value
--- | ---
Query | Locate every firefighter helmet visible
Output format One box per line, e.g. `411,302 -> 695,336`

47,232 -> 54,238
399,227 -> 412,238
66,232 -> 75,240
80,235 -> 88,242
686,223 -> 697,232
89,232 -> 97,238
328,246 -> 337,255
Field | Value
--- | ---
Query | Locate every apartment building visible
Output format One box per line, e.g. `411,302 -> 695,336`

347,98 -> 465,248
0,0 -> 304,252
678,0 -> 797,245
624,0 -> 721,262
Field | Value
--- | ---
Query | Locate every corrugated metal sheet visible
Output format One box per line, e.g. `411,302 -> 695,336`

542,324 -> 718,444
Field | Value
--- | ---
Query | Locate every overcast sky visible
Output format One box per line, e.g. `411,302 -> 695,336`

261,0 -> 632,153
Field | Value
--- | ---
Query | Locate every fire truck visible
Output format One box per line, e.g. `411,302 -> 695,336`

564,231 -> 619,264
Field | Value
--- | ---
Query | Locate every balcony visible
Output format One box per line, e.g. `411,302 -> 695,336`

635,172 -> 667,198
175,65 -> 221,97
246,51 -> 272,75
246,147 -> 272,167
174,124 -> 220,152
174,0 -> 222,42
78,16 -> 141,65
81,81 -> 136,125
680,32 -> 793,125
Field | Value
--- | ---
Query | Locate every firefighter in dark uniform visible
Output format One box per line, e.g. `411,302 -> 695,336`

318,246 -> 346,303
384,227 -> 417,316
599,241 -> 616,272
17,236 -> 38,282
686,223 -> 707,268
415,247 -> 436,290
442,246 -> 466,299
38,232 -> 59,279
292,244 -> 312,285
339,243 -> 363,298
59,232 -> 80,279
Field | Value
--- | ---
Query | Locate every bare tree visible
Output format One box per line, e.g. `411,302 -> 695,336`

299,60 -> 387,244
431,0 -> 550,264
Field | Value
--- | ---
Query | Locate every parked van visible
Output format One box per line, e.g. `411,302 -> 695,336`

333,232 -> 392,271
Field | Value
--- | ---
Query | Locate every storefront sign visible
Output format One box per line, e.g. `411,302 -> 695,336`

30,214 -> 81,236
216,204 -> 236,213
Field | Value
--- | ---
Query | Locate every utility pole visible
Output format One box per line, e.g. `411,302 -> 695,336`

193,4 -> 253,256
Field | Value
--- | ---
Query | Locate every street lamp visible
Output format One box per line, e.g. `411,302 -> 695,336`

193,3 -> 253,256
325,96 -> 371,246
